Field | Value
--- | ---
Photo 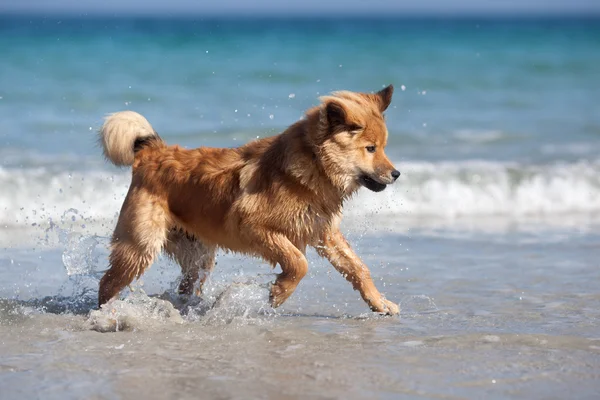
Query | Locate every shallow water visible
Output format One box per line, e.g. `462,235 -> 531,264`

1,218 -> 600,399
1,15 -> 600,399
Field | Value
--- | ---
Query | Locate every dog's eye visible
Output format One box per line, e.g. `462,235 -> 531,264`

366,145 -> 376,153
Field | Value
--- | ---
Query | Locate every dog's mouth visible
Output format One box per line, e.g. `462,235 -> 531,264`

359,175 -> 387,192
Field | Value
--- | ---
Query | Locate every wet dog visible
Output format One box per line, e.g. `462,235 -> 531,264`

98,85 -> 401,314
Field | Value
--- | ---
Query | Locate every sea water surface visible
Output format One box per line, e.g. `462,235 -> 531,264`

0,16 -> 599,399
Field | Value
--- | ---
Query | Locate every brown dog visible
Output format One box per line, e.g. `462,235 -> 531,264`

98,85 -> 401,315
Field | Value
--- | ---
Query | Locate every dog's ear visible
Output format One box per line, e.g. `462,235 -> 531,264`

375,84 -> 394,112
324,100 -> 348,132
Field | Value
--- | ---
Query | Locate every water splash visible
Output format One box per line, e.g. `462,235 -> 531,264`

88,291 -> 184,332
14,209 -> 279,329
400,295 -> 439,315
198,281 -> 275,326
36,209 -> 109,314
85,280 -> 275,332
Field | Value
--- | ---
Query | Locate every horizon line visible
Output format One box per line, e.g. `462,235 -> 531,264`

2,10 -> 600,19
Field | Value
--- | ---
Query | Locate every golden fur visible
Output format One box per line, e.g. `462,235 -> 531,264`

98,85 -> 401,314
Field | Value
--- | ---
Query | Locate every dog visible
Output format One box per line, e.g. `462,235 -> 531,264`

98,85 -> 401,315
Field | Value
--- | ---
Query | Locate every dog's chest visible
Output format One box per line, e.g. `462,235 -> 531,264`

288,202 -> 339,244
304,204 -> 330,228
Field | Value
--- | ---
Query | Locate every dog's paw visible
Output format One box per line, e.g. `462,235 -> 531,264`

381,299 -> 400,316
371,298 -> 400,316
269,284 -> 285,308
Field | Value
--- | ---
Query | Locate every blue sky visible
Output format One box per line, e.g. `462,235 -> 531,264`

1,0 -> 599,15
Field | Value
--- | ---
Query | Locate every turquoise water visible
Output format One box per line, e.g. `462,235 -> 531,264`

1,17 -> 599,160
1,16 -> 600,399
1,17 -> 599,223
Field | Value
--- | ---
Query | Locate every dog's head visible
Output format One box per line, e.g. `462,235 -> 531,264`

315,85 -> 399,193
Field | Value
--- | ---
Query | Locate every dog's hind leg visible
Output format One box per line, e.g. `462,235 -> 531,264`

164,229 -> 216,296
98,189 -> 170,307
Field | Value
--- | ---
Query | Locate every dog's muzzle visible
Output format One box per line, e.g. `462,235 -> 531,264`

359,175 -> 388,192
359,170 -> 400,192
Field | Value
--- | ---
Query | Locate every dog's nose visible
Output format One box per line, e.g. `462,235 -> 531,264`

391,170 -> 401,181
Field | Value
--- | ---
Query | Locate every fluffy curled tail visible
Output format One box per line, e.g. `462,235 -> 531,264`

99,111 -> 161,166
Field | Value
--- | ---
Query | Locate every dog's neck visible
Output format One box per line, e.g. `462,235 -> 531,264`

277,110 -> 359,204
306,109 -> 360,199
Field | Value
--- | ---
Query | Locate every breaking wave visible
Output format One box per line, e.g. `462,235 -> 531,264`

348,159 -> 600,218
1,158 -> 599,226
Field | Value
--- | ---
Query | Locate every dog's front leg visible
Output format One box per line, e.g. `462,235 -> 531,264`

317,228 -> 399,315
251,231 -> 308,308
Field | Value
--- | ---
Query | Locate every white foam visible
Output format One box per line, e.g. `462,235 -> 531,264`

345,159 -> 600,218
1,158 -> 599,227
0,167 -> 129,226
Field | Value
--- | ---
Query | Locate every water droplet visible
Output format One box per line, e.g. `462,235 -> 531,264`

401,85 -> 406,91
269,114 -> 274,120
288,93 -> 295,99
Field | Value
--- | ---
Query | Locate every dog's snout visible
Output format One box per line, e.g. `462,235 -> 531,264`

391,170 -> 400,181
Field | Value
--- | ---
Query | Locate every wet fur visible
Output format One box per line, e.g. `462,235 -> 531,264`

98,86 -> 401,315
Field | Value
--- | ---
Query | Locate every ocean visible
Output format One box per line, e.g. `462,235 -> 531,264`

0,15 -> 599,399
